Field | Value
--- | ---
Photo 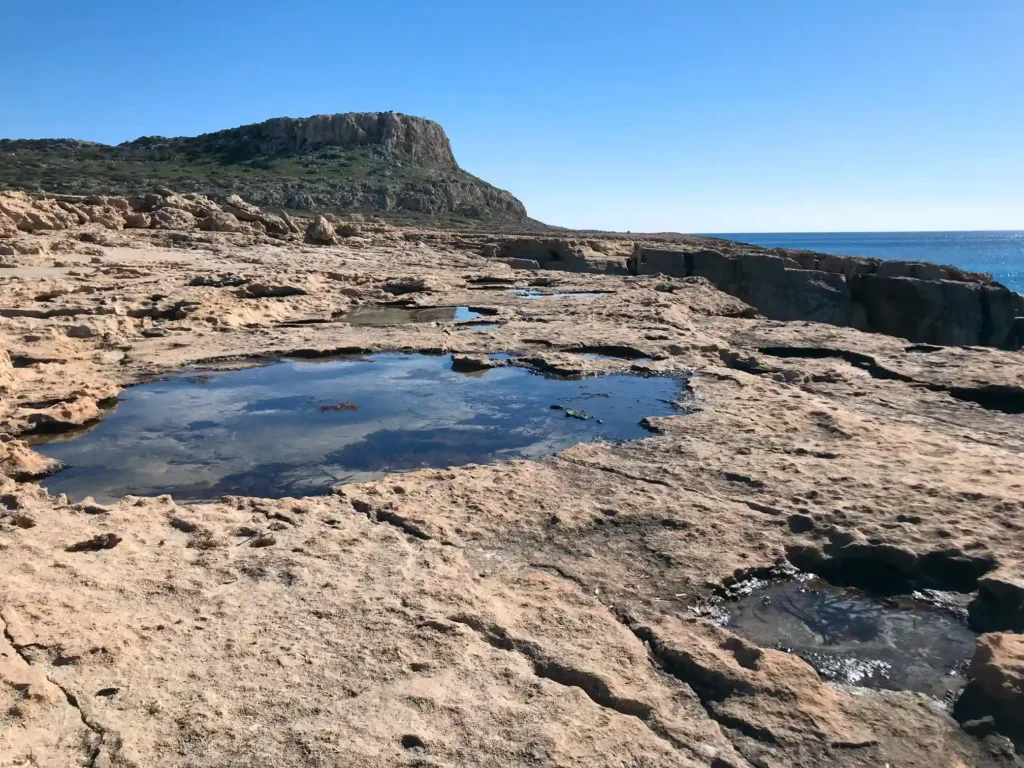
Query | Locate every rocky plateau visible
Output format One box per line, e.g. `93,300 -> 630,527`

1,189 -> 1023,767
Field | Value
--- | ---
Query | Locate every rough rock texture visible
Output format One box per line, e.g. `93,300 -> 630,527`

208,112 -> 460,167
305,215 -> 337,245
1,213 -> 1023,766
629,244 -> 1024,349
495,237 -> 633,274
955,633 -> 1024,750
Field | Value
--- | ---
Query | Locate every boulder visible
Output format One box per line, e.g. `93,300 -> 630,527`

85,205 -> 125,230
150,207 -> 198,230
336,222 -> 362,238
222,194 -> 263,222
124,212 -> 152,229
954,633 -> 1024,750
451,354 -> 497,373
0,192 -> 80,232
199,211 -> 246,233
259,213 -> 292,237
304,216 -> 337,245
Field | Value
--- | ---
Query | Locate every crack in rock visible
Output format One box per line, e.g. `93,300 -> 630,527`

447,613 -> 692,750
2,613 -> 106,766
625,620 -> 778,748
559,456 -> 674,488
349,498 -> 432,540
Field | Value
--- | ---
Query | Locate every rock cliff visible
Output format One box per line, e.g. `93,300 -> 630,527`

630,243 -> 1024,350
0,112 -> 529,224
485,236 -> 1024,350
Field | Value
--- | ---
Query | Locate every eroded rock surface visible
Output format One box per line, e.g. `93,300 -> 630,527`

1,203 -> 1023,766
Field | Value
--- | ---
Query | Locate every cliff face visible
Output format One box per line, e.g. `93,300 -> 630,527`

0,112 -> 528,223
488,236 -> 1024,350
129,112 -> 460,168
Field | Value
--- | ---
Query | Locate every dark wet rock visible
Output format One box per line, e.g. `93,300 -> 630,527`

450,354 -> 496,373
970,574 -> 1024,633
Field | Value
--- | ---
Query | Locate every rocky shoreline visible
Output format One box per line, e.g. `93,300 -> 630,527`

1,190 -> 1022,766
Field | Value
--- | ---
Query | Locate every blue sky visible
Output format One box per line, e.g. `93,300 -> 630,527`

2,0 -> 1022,232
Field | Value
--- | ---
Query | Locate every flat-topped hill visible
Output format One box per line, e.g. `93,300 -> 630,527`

0,112 -> 529,226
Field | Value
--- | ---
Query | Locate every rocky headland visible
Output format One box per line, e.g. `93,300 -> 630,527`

0,113 -> 530,226
1,183 -> 1023,768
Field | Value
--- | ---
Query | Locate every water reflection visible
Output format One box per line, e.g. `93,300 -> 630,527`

35,354 -> 683,502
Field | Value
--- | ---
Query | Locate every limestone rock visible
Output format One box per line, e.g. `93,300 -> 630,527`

124,212 -> 152,229
84,205 -> 125,230
382,276 -> 446,295
222,194 -> 263,222
0,211 -> 16,238
240,283 -> 307,299
451,354 -> 497,373
496,238 -> 629,275
630,243 -> 1024,350
304,216 -> 336,245
0,342 -> 13,391
258,213 -> 292,237
199,211 -> 246,233
954,633 -> 1024,750
0,436 -> 64,481
150,207 -> 197,231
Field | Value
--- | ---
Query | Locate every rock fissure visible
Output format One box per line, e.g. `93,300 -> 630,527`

627,622 -> 777,747
2,614 -> 106,766
558,456 -> 674,488
349,498 -> 432,540
447,613 -> 695,750
759,345 -> 1024,414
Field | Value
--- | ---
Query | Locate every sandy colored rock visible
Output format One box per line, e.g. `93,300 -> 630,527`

0,205 -> 1022,766
199,210 -> 247,233
222,193 -> 263,222
955,633 -> 1024,751
0,436 -> 63,481
305,215 -> 337,244
124,211 -> 152,228
150,207 -> 197,230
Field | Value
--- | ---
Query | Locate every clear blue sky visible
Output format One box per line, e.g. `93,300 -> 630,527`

2,0 -> 1022,232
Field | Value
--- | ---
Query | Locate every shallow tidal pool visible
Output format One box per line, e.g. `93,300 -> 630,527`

724,576 -> 976,701
34,353 -> 683,502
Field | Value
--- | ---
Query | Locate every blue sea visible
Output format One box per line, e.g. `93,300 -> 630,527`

709,231 -> 1024,294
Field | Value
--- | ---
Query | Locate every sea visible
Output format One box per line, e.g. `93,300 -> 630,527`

708,231 -> 1024,294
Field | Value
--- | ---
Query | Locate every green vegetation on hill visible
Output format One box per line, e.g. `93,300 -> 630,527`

0,113 -> 530,227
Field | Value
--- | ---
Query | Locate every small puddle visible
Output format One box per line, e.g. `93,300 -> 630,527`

511,289 -> 607,300
720,576 -> 976,701
33,353 -> 683,502
334,306 -> 481,326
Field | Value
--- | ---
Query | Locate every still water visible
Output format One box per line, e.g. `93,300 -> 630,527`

35,354 -> 683,502
724,577 -> 976,700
